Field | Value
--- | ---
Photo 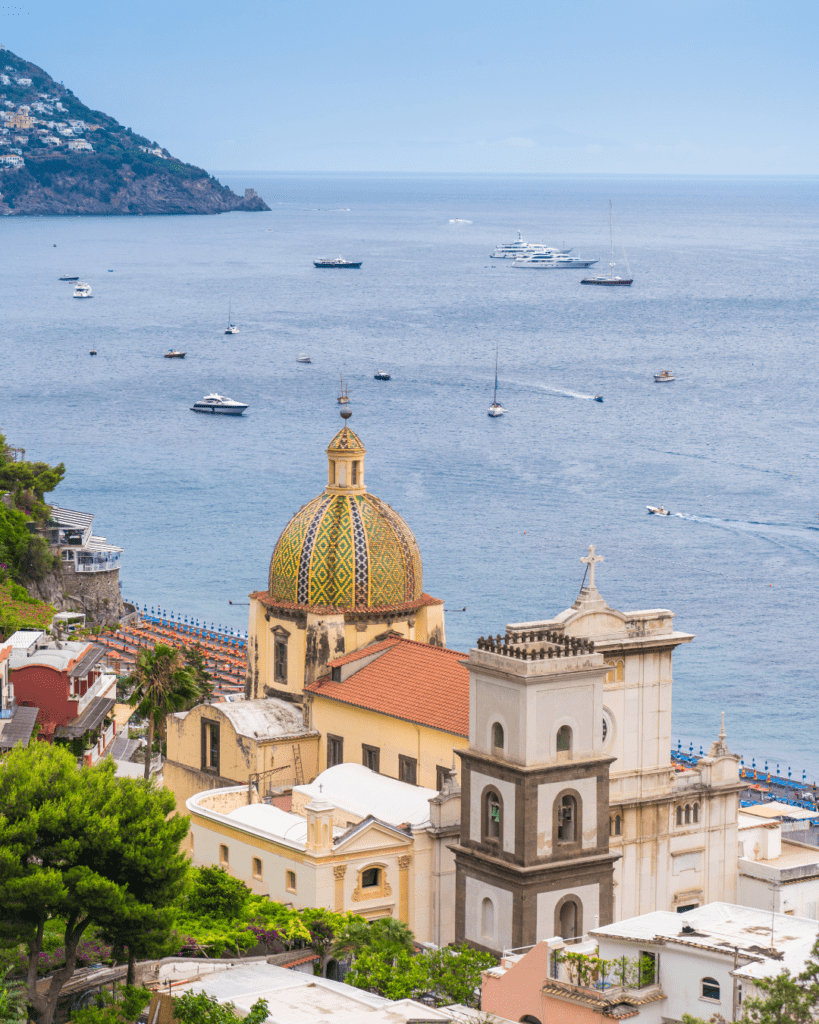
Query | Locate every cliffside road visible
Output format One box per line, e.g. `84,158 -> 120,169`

0,47 -> 269,216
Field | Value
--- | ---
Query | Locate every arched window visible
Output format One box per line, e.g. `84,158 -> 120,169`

362,867 -> 381,889
702,978 -> 720,1000
693,802 -> 700,824
492,722 -> 504,749
557,795 -> 577,843
481,897 -> 495,938
685,804 -> 691,824
614,814 -> 621,836
556,725 -> 572,753
676,805 -> 683,826
559,900 -> 578,940
485,790 -> 502,840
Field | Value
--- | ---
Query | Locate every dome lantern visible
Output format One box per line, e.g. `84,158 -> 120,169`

325,407 -> 367,494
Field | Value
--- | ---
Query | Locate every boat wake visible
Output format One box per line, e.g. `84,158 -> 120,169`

672,512 -> 819,560
505,379 -> 599,401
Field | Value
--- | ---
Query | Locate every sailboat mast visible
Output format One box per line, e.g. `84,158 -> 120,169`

493,346 -> 499,404
609,200 -> 615,280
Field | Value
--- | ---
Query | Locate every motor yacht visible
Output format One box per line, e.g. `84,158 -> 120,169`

59,275 -> 79,281
374,371 -> 391,380
654,371 -> 675,383
491,231 -> 571,259
164,350 -> 186,359
314,257 -> 362,268
647,506 -> 672,516
296,355 -> 312,363
190,393 -> 248,416
73,281 -> 93,298
513,252 -> 598,269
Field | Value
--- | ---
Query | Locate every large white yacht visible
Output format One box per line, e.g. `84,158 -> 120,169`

491,230 -> 570,259
513,252 -> 598,269
73,281 -> 93,298
190,393 -> 248,416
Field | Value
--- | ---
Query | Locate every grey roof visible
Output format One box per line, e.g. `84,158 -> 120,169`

54,696 -> 115,738
0,706 -> 38,749
48,506 -> 94,530
207,698 -> 313,741
69,645 -> 105,678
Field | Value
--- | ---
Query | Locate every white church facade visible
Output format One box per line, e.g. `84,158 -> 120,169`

453,547 -> 742,954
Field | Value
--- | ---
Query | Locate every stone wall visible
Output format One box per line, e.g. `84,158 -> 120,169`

60,565 -> 125,624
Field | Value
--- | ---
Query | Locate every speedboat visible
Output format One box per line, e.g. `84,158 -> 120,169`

491,230 -> 571,259
513,253 -> 598,269
73,281 -> 92,298
59,275 -> 79,281
190,393 -> 248,416
647,505 -> 672,516
296,355 -> 312,363
654,371 -> 675,383
314,257 -> 362,268
164,350 -> 186,359
374,371 -> 391,381
594,395 -> 604,402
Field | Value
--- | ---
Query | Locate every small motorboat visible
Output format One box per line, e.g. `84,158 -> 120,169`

314,257 -> 362,268
374,371 -> 391,380
164,350 -> 186,359
654,370 -> 675,383
191,393 -> 248,416
59,275 -> 79,281
89,350 -> 97,356
296,355 -> 312,363
647,505 -> 672,516
594,395 -> 604,402
73,281 -> 93,298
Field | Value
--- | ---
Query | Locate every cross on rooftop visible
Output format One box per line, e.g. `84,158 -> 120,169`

581,544 -> 604,589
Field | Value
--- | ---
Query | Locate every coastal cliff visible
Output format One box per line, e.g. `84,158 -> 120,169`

0,47 -> 269,216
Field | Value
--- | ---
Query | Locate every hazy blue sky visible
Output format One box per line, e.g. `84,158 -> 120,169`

2,1 -> 817,174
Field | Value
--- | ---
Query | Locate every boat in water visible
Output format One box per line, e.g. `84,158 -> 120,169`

582,201 -> 633,286
296,355 -> 312,363
59,275 -> 79,281
513,252 -> 598,269
190,393 -> 248,416
491,231 -> 571,259
594,395 -> 604,402
654,370 -> 675,383
314,257 -> 362,268
374,371 -> 391,381
224,301 -> 239,335
488,346 -> 506,418
164,350 -> 186,359
647,505 -> 672,516
73,281 -> 93,298
337,376 -> 350,404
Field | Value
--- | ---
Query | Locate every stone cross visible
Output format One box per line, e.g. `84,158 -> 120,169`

581,545 -> 604,589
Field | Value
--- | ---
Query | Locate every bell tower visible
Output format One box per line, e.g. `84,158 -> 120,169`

452,626 -> 619,955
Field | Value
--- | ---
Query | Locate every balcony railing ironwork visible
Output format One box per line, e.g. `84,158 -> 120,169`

75,552 -> 122,573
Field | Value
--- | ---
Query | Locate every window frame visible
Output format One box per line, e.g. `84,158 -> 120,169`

398,754 -> 418,786
362,744 -> 380,773
556,725 -> 573,754
286,870 -> 297,893
436,764 -> 450,791
361,867 -> 381,889
701,977 -> 721,1001
252,857 -> 263,880
491,722 -> 504,750
201,719 -> 220,773
218,844 -> 228,867
482,788 -> 503,842
327,734 -> 344,767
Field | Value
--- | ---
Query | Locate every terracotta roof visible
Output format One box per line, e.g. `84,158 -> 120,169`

250,590 -> 443,617
326,637 -> 400,667
305,637 -> 468,737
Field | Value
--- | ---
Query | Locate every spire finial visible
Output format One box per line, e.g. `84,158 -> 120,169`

340,406 -> 352,422
719,711 -> 726,742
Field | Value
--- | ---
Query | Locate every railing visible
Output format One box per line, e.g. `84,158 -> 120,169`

74,552 -> 122,573
0,698 -> 16,720
101,720 -> 115,751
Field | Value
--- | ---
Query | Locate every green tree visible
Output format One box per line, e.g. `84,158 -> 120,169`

187,867 -> 251,920
0,434 -> 65,515
126,644 -> 200,780
0,980 -> 29,1023
183,644 -> 214,703
172,992 -> 269,1024
0,744 -> 189,1024
70,986 -> 152,1024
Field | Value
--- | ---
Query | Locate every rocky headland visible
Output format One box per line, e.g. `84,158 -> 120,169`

0,46 -> 269,216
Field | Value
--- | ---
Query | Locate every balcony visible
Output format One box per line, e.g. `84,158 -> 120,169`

75,551 -> 122,573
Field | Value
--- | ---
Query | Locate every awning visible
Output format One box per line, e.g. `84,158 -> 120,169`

53,697 -> 116,739
0,706 -> 39,749
69,645 -> 105,679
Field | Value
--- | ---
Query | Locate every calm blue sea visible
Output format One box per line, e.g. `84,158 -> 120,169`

2,173 -> 818,777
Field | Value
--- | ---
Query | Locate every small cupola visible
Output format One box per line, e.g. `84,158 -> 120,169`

326,408 -> 367,494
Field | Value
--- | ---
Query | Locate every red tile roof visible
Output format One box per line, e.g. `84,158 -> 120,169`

305,638 -> 468,737
326,637 -> 400,667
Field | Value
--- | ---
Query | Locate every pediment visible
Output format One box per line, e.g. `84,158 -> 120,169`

334,818 -> 413,853
562,608 -> 627,638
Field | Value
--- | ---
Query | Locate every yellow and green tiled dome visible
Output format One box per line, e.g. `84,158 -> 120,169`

269,491 -> 423,609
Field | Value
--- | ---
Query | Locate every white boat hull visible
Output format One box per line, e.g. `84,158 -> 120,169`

488,406 -> 506,417
191,405 -> 247,415
513,259 -> 598,269
646,506 -> 671,516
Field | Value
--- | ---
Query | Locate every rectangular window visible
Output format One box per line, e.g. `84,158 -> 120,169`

362,744 -> 380,773
201,720 -> 220,772
286,870 -> 297,893
219,844 -> 229,867
361,867 -> 380,888
351,461 -> 359,485
274,640 -> 288,682
436,765 -> 450,791
638,951 -> 656,987
399,755 -> 418,786
252,858 -> 263,880
327,734 -> 343,767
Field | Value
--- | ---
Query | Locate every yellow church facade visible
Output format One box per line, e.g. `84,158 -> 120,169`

245,410 -> 445,705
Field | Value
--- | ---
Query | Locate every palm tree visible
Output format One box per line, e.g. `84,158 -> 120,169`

127,644 -> 200,780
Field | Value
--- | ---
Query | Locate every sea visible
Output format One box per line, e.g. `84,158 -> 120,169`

2,172 -> 818,778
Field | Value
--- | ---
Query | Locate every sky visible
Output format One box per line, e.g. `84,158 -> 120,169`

1,0 -> 817,175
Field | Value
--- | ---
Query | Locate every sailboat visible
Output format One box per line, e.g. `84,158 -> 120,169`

337,375 -> 350,405
581,201 -> 633,286
488,347 -> 506,417
224,301 -> 239,334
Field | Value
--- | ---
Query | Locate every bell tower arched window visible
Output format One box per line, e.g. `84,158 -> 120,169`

492,722 -> 504,750
484,790 -> 502,840
556,725 -> 572,754
557,794 -> 577,843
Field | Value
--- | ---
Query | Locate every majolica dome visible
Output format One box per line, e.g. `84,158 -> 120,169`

268,416 -> 423,610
